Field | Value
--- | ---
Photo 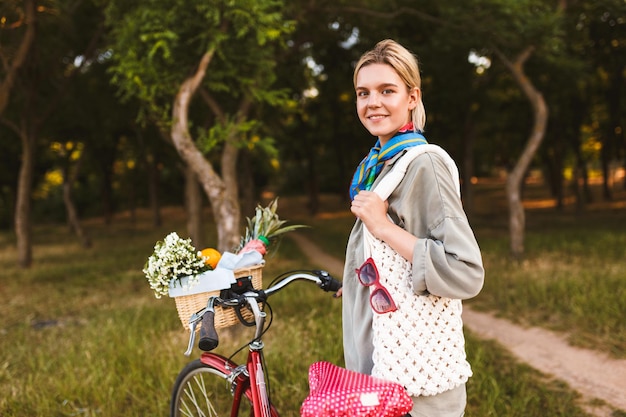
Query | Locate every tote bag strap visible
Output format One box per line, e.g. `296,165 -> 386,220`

363,145 -> 461,258
372,144 -> 461,201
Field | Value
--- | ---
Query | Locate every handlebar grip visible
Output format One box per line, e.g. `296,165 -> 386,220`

315,270 -> 342,292
198,310 -> 219,351
326,277 -> 343,292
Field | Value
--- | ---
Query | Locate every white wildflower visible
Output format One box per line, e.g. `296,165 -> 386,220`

142,232 -> 208,298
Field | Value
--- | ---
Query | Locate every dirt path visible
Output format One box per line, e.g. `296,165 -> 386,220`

289,233 -> 626,416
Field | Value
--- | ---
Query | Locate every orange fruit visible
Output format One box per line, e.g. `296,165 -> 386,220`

200,248 -> 221,269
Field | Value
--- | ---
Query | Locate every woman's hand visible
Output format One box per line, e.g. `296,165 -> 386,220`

350,191 -> 389,237
352,190 -> 418,262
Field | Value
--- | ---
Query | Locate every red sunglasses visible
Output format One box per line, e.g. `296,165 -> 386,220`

355,257 -> 397,314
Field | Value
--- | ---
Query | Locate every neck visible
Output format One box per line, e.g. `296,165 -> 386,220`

379,121 -> 415,145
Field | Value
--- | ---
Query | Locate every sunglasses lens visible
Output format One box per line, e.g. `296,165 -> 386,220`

370,289 -> 396,314
357,259 -> 397,314
358,262 -> 377,285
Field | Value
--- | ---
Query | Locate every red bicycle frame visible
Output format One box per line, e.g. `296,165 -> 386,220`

176,270 -> 342,417
200,349 -> 279,417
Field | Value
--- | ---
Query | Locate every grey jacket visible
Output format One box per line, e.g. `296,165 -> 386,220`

342,149 -> 485,374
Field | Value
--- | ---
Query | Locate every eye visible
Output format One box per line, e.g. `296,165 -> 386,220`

356,90 -> 369,97
382,88 -> 395,94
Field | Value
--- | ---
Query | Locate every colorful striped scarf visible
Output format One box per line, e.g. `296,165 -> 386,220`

349,129 -> 427,200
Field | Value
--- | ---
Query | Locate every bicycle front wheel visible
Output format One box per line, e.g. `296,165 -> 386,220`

170,359 -> 253,417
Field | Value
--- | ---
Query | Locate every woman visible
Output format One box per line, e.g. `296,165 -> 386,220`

341,39 -> 484,416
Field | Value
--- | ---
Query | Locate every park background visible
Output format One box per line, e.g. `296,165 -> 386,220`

1,0 -> 625,416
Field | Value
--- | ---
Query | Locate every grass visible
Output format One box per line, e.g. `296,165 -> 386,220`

1,181 -> 624,416
471,185 -> 626,359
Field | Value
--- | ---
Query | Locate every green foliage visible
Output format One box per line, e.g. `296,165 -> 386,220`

194,117 -> 280,173
104,0 -> 294,123
101,0 -> 296,197
3,0 -> 625,234
453,0 -> 563,47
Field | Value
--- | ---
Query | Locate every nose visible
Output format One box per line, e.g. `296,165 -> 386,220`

367,91 -> 381,107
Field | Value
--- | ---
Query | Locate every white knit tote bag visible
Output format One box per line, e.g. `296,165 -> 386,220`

363,145 -> 472,397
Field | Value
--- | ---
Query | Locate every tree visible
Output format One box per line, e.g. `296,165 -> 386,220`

3,0 -> 622,263
104,0 -> 293,251
57,140 -> 91,247
438,0 -> 565,259
1,0 -> 105,267
0,0 -> 35,116
496,46 -> 549,258
576,0 -> 626,196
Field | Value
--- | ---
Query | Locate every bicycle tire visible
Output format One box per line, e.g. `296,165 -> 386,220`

170,359 -> 253,417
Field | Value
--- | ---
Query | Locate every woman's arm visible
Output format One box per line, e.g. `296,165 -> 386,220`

351,152 -> 484,300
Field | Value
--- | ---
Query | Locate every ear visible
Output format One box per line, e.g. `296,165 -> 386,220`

408,87 -> 420,110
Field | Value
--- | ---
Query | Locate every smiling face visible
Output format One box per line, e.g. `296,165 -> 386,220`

355,63 -> 419,145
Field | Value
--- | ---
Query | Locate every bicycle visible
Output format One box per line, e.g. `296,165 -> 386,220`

170,269 -> 342,417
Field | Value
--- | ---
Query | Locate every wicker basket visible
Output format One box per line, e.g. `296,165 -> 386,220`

173,264 -> 263,330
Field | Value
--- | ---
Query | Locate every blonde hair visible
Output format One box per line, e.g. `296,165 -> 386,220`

353,39 -> 426,132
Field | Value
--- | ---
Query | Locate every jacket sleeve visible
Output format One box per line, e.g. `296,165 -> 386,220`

391,152 -> 484,300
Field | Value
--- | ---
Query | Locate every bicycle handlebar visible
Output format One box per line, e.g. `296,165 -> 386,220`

184,269 -> 341,356
198,299 -> 219,351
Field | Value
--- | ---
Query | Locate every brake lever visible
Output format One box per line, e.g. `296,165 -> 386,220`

184,311 -> 202,357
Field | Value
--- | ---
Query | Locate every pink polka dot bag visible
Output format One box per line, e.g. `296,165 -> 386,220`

300,361 -> 413,417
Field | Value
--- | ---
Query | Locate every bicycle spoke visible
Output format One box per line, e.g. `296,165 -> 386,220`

180,375 -> 210,417
172,361 -> 246,417
182,386 -> 202,417
194,374 -> 216,417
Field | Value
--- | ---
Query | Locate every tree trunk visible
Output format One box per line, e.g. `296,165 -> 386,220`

15,125 -> 35,268
307,149 -> 320,216
138,128 -> 162,228
127,167 -> 137,225
238,150 -> 257,218
496,46 -> 549,260
0,0 -> 35,116
6,1 -> 102,267
214,139 -> 241,251
542,133 -> 565,210
185,165 -> 204,248
3,0 -> 37,268
62,146 -> 91,248
147,153 -> 162,227
100,159 -> 115,225
599,63 -> 625,200
572,155 -> 591,215
171,49 -> 241,252
600,139 -> 613,201
461,110 -> 477,216
623,159 -> 626,191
